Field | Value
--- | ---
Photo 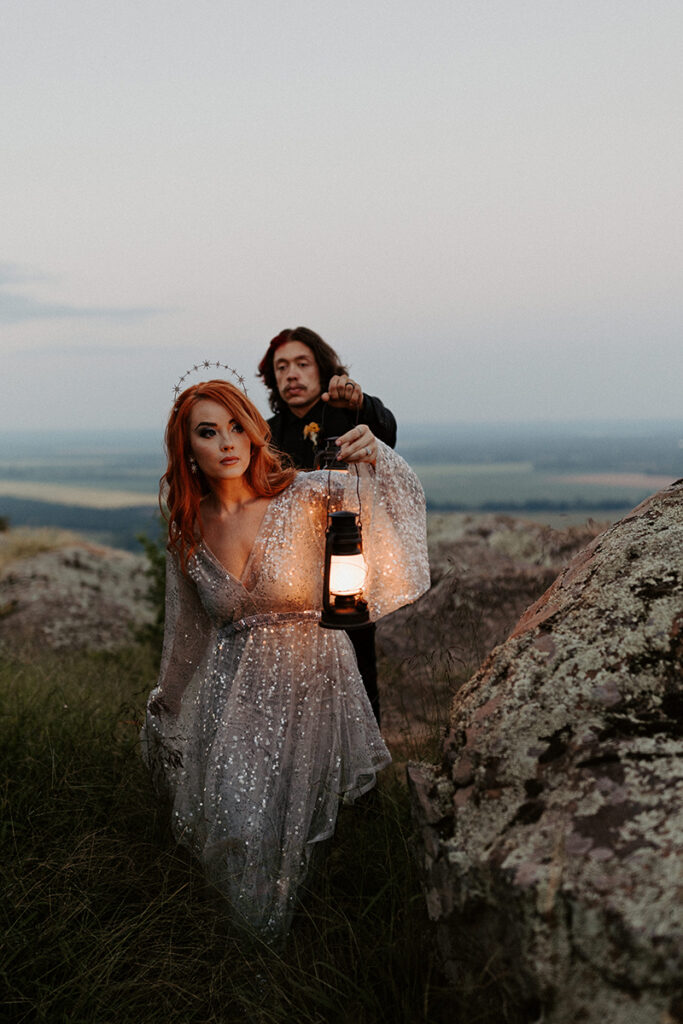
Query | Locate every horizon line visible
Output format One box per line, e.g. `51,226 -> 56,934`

2,415 -> 683,437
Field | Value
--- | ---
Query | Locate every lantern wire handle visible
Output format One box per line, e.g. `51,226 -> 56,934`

324,449 -> 363,526
322,402 -> 363,526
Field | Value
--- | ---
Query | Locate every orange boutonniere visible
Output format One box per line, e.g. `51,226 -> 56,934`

303,422 -> 320,447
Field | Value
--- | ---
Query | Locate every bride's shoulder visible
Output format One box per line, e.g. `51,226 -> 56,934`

278,471 -> 332,515
288,470 -> 328,495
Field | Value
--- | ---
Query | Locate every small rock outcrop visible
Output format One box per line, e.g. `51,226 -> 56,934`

0,543 -> 153,651
408,482 -> 683,1023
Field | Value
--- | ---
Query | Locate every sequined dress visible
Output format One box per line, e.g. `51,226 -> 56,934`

142,442 -> 429,940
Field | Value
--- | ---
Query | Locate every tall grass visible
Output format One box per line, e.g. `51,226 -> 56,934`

1,643 -> 460,1024
0,526 -> 82,573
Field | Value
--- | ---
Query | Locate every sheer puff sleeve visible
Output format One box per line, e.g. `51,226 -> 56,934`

145,551 -> 214,719
322,440 -> 430,621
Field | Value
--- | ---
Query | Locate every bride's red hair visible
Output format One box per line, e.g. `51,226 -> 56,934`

161,379 -> 296,569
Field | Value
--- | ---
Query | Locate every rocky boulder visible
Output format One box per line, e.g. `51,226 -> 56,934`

0,542 -> 154,651
408,482 -> 683,1023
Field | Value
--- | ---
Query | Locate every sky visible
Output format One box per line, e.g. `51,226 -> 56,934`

2,0 -> 683,432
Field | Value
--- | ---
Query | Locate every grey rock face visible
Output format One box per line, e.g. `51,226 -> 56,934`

408,482 -> 683,1024
0,543 -> 154,651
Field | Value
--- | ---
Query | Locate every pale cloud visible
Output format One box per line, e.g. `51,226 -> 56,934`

0,262 -> 51,285
0,263 -> 166,324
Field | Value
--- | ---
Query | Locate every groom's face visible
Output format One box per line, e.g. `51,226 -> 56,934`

273,341 -> 322,417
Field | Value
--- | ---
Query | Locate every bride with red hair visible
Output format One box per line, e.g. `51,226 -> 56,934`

142,377 -> 429,942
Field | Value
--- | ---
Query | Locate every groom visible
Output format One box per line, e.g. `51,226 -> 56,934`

257,326 -> 397,723
257,326 -> 396,469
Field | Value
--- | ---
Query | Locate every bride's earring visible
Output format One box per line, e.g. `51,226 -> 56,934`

189,456 -> 198,475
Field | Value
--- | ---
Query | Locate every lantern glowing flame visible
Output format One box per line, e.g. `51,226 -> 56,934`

328,552 -> 368,596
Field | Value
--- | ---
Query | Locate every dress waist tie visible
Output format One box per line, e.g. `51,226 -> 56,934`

218,610 -> 320,640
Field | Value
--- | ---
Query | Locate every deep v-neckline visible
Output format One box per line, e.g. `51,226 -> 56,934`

200,494 -> 278,592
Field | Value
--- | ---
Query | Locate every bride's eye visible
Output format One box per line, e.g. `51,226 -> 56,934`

199,427 -> 216,438
232,423 -> 245,434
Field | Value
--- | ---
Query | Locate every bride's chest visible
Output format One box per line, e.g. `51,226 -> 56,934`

190,505 -> 325,620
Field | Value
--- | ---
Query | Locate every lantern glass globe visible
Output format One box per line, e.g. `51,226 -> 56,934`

329,553 -> 368,596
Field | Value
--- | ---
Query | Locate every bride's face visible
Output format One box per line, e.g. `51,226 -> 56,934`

188,399 -> 252,482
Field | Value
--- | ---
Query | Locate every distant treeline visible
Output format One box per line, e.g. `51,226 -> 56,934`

0,495 -> 639,554
425,498 -> 633,513
0,498 -> 161,552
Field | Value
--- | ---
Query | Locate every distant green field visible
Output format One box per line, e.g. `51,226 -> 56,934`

412,461 -> 672,511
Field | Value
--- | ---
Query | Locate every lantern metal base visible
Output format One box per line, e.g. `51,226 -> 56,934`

319,599 -> 369,630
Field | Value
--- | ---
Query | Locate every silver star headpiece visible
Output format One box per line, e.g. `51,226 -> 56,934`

172,360 -> 249,403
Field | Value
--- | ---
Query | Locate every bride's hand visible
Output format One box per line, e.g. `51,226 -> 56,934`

336,425 -> 377,465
